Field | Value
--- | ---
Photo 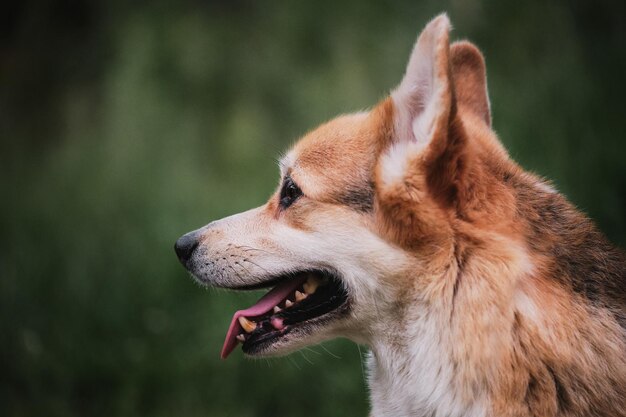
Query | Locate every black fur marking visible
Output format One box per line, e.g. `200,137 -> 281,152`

335,181 -> 374,212
449,243 -> 467,322
524,374 -> 538,406
511,176 -> 626,327
548,365 -> 570,413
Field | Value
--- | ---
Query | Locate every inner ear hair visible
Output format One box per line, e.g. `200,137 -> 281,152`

450,41 -> 491,126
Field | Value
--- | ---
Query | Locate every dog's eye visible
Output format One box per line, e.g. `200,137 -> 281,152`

279,177 -> 303,209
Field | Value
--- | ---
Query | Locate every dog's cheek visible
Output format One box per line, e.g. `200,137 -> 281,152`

282,200 -> 353,234
280,201 -> 316,232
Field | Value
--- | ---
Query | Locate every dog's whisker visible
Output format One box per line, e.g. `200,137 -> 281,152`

356,344 -> 368,387
241,258 -> 272,275
235,245 -> 278,256
319,343 -> 341,360
225,260 -> 245,285
299,350 -> 314,365
237,261 -> 254,277
304,346 -> 323,356
287,355 -> 301,371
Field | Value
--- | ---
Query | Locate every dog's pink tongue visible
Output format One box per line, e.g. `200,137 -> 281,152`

221,275 -> 307,359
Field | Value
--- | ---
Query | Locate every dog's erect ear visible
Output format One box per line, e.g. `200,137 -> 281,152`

377,14 -> 474,221
379,14 -> 462,195
391,14 -> 453,151
450,41 -> 490,126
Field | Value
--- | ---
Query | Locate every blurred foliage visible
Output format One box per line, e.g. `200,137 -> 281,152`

1,0 -> 625,416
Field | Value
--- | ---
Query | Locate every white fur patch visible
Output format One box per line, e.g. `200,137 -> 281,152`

514,290 -> 540,324
379,142 -> 409,187
367,314 -> 488,417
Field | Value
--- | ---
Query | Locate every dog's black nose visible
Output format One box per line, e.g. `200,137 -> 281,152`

174,232 -> 199,265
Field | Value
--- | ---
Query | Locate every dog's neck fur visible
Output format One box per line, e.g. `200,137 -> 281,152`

364,239 -> 505,417
367,320 -> 489,417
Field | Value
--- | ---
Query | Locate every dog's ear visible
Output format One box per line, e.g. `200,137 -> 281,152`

390,14 -> 453,151
450,41 -> 490,126
379,14 -> 465,204
376,12 -> 477,235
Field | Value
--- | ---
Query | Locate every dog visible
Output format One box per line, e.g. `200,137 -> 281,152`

175,14 -> 626,417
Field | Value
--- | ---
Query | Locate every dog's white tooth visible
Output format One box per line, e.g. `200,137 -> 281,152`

238,316 -> 257,333
285,299 -> 294,308
236,334 -> 246,343
273,306 -> 282,313
295,290 -> 307,302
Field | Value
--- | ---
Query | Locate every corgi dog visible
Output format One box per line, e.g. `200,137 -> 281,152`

175,14 -> 626,417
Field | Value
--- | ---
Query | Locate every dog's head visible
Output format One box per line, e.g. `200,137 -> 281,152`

175,14 -> 501,358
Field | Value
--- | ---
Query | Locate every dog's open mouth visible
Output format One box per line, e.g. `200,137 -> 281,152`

221,271 -> 349,358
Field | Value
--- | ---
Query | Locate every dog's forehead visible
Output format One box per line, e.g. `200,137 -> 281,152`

280,112 -> 377,198
282,112 -> 367,168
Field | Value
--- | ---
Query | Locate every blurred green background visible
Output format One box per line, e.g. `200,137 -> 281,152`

1,1 -> 625,416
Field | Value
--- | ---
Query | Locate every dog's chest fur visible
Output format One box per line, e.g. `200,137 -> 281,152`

366,315 -> 489,417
